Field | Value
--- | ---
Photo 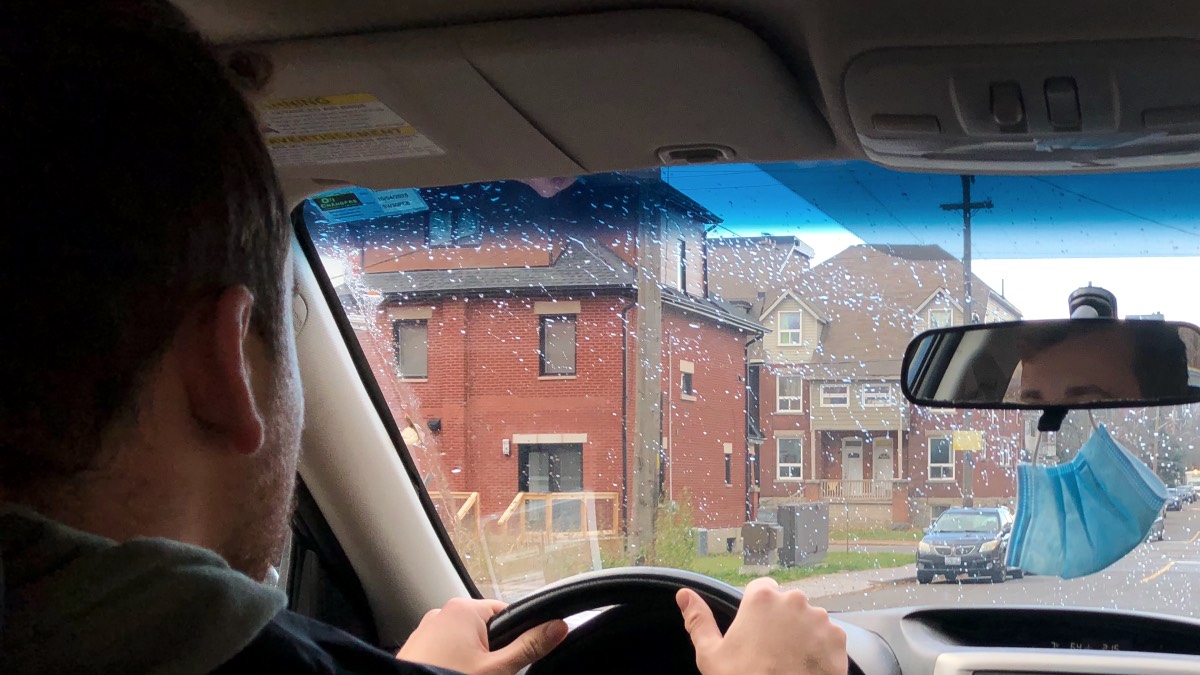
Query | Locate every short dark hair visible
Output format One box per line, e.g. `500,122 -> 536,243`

1020,320 -> 1189,399
0,2 -> 289,496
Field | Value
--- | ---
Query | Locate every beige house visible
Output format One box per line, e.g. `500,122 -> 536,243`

752,244 -> 1024,526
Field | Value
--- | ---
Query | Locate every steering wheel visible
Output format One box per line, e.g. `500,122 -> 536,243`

488,567 -> 742,675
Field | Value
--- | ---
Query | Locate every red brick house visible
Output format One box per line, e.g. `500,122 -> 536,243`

714,243 -> 1025,526
312,172 -> 763,535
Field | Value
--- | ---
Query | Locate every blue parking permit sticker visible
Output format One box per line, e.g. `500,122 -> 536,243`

375,188 -> 429,215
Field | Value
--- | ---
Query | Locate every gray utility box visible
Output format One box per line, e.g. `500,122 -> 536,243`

777,503 -> 830,567
742,522 -> 781,567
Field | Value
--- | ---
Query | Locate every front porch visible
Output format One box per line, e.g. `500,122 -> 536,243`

814,478 -> 900,503
767,478 -> 913,528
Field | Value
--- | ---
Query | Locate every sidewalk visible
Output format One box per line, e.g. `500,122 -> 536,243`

783,565 -> 915,599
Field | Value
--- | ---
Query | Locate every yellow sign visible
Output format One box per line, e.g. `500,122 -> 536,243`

259,93 -> 443,166
952,431 -> 984,453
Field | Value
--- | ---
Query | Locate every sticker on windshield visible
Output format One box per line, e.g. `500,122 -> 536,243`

260,93 -> 444,166
307,186 -> 428,223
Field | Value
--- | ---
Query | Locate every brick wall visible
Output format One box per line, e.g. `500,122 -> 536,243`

358,293 -> 752,529
660,311 -> 754,528
757,368 -> 810,498
907,408 -> 1023,500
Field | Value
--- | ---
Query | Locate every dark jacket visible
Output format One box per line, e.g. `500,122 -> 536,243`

214,609 -> 457,675
0,506 -> 456,675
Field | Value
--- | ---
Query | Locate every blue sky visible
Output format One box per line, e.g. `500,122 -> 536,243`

665,162 -> 1200,323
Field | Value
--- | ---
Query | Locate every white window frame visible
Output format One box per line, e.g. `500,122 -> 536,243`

776,310 -> 803,346
861,383 -> 894,407
928,435 -> 955,481
777,436 -> 804,481
820,383 -> 850,408
776,375 -> 804,413
927,308 -> 953,329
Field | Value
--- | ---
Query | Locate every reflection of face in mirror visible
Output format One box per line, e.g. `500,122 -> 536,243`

1017,321 -> 1189,405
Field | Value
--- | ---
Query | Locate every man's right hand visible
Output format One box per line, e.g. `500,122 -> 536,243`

677,578 -> 848,675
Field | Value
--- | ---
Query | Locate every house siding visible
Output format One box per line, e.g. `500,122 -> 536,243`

760,298 -> 823,363
809,380 -> 905,431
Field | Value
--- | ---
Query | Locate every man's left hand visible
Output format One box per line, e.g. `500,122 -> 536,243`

397,598 -> 568,675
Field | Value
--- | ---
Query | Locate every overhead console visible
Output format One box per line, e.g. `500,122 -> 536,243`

844,40 -> 1200,173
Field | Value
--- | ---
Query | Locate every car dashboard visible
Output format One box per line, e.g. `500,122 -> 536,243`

838,607 -> 1200,675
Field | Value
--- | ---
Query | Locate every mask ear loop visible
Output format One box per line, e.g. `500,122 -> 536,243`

1032,431 -> 1044,466
1088,410 -> 1099,432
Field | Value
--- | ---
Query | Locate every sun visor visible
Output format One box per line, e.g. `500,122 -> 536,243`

845,41 -> 1200,173
220,10 -> 832,201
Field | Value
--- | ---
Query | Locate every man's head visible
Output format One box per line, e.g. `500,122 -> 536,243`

0,1 -> 301,579
1018,320 -> 1189,405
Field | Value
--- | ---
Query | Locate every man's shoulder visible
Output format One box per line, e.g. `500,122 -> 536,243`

213,610 -> 458,675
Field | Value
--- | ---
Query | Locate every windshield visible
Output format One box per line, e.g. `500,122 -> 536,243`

933,513 -> 1000,533
302,161 -> 1200,619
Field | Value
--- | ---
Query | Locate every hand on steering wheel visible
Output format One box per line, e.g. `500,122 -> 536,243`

487,567 -> 848,675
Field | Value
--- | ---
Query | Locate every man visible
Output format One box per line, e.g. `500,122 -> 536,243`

1017,320 -> 1191,406
0,2 -> 847,674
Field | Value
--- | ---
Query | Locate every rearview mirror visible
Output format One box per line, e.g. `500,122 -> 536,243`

902,319 -> 1200,410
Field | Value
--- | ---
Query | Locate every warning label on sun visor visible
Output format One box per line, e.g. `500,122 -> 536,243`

260,93 -> 444,166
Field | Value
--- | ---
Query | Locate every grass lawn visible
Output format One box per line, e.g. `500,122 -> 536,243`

688,551 -> 912,587
828,527 -> 922,542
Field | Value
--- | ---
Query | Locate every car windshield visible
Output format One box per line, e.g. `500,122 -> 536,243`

933,514 -> 1000,533
302,160 -> 1200,619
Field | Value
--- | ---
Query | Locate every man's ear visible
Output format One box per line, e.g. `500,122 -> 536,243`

180,286 -> 265,456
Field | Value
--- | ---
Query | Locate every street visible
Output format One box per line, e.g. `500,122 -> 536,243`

824,505 -> 1200,619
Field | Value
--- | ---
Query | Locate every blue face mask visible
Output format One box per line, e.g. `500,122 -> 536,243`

1007,425 -> 1167,579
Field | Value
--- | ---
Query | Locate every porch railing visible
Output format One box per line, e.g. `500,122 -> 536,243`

819,479 -> 895,503
497,491 -> 621,539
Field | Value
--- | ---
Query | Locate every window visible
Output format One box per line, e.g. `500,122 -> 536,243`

777,437 -> 803,479
681,372 -> 695,398
777,311 -> 803,346
539,315 -> 576,376
820,383 -> 849,407
861,383 -> 894,407
427,210 -> 484,247
929,436 -> 954,480
679,360 -> 696,400
392,320 -> 428,379
676,239 -> 687,291
928,308 -> 953,328
777,376 -> 804,412
724,443 -> 733,485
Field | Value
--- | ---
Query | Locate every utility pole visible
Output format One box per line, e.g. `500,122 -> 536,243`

940,176 -> 992,326
941,176 -> 992,507
630,188 -> 664,564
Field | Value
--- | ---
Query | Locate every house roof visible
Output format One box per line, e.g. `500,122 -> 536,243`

759,289 -> 829,324
357,238 -> 763,333
363,238 -> 636,297
785,244 -> 1022,379
706,236 -> 815,316
662,287 -> 765,333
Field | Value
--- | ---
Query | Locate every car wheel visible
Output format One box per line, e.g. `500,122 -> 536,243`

991,566 -> 1006,584
1010,568 -> 1024,579
917,572 -> 934,584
